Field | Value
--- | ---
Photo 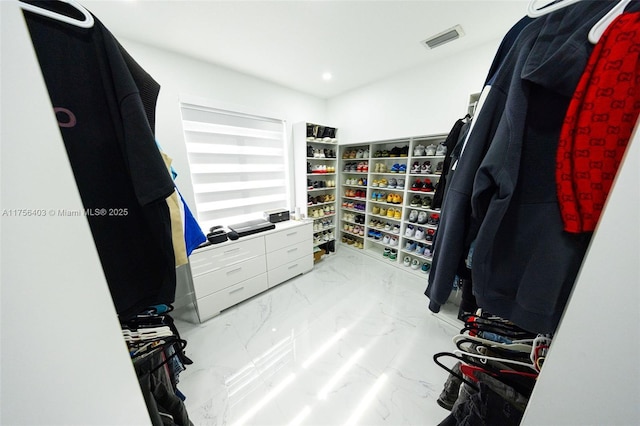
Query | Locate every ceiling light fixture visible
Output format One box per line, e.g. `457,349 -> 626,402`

322,72 -> 333,81
421,24 -> 465,49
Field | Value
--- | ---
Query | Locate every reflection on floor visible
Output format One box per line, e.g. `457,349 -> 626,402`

174,248 -> 462,426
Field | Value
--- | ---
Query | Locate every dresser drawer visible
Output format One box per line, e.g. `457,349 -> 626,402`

193,255 -> 267,297
196,273 -> 268,322
267,255 -> 313,288
264,223 -> 312,252
266,239 -> 313,270
190,237 -> 265,277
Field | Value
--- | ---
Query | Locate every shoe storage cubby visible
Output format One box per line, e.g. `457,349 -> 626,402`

337,135 -> 447,276
294,122 -> 339,257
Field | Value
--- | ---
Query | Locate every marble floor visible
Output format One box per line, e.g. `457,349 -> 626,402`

173,248 -> 463,426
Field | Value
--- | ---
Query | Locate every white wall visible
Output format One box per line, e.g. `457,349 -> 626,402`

116,39 -> 328,212
327,40 -> 499,143
0,3 -> 151,424
521,129 -> 640,425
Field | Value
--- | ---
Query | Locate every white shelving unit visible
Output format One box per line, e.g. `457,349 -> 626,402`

293,122 -> 339,257
338,135 -> 447,276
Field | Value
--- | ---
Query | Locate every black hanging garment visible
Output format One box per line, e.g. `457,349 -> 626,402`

22,2 -> 177,320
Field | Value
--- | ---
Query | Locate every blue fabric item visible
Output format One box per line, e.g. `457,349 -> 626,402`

478,331 -> 513,345
178,189 -> 206,256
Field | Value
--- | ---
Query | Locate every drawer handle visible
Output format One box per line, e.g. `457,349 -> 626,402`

286,232 -> 298,237
287,248 -> 298,253
288,264 -> 298,270
226,268 -> 242,275
224,248 -> 241,254
229,286 -> 244,295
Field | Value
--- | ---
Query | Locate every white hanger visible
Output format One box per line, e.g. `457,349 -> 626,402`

527,0 -> 584,17
454,349 -> 539,371
19,0 -> 94,28
588,0 -> 632,44
453,333 -> 534,354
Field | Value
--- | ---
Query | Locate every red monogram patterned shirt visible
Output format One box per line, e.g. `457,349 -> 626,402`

556,12 -> 640,233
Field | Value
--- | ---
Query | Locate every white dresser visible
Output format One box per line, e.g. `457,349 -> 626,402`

189,220 -> 313,322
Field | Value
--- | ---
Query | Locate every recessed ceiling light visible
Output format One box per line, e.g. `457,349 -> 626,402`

322,72 -> 332,81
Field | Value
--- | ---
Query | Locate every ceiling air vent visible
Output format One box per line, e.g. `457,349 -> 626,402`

421,25 -> 465,49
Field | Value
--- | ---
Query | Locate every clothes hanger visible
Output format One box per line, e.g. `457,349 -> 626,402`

527,0 -> 583,17
453,333 -> 534,353
454,349 -> 539,371
588,0 -> 632,44
432,352 -> 480,390
18,0 -> 94,28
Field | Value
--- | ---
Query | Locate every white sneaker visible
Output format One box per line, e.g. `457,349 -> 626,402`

414,144 -> 425,156
436,144 -> 447,156
425,144 -> 437,156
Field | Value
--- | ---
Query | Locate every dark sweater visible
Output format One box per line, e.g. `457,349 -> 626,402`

426,1 -> 622,333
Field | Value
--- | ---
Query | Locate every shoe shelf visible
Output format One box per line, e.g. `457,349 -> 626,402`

337,134 -> 447,274
295,122 -> 339,224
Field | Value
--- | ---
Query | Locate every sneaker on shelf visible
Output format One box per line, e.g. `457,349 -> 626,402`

414,144 -> 425,156
422,196 -> 432,209
379,178 -> 388,188
390,147 -> 401,157
415,227 -> 425,240
422,179 -> 435,192
417,211 -> 428,224
379,163 -> 388,173
372,206 -> 380,215
411,161 -> 421,174
394,209 -> 401,219
421,161 -> 432,174
409,210 -> 418,223
386,193 -> 394,204
392,225 -> 400,234
386,208 -> 395,218
405,224 -> 415,237
388,178 -> 397,189
390,163 -> 400,173
425,144 -> 437,156
390,236 -> 399,246
403,256 -> 411,267
400,145 -> 409,157
411,180 -> 423,192
415,243 -> 425,256
383,247 -> 391,258
363,148 -> 370,158
399,164 -> 407,173
379,207 -> 387,216
436,144 -> 447,156
372,179 -> 379,187
410,195 -> 422,207
435,162 -> 444,174
382,234 -> 391,245
411,259 -> 421,270
426,229 -> 435,242
421,262 -> 430,273
407,240 -> 417,252
356,149 -> 364,159
384,222 -> 391,231
389,249 -> 398,260
397,178 -> 405,189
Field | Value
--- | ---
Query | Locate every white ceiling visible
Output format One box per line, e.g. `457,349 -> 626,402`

84,0 -> 530,99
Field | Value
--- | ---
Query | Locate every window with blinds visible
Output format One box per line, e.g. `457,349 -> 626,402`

180,101 -> 289,231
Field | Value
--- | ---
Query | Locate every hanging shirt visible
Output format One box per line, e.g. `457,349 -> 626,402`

23,7 -> 177,320
556,11 -> 640,233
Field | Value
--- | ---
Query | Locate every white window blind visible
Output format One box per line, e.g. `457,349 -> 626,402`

180,102 -> 289,230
